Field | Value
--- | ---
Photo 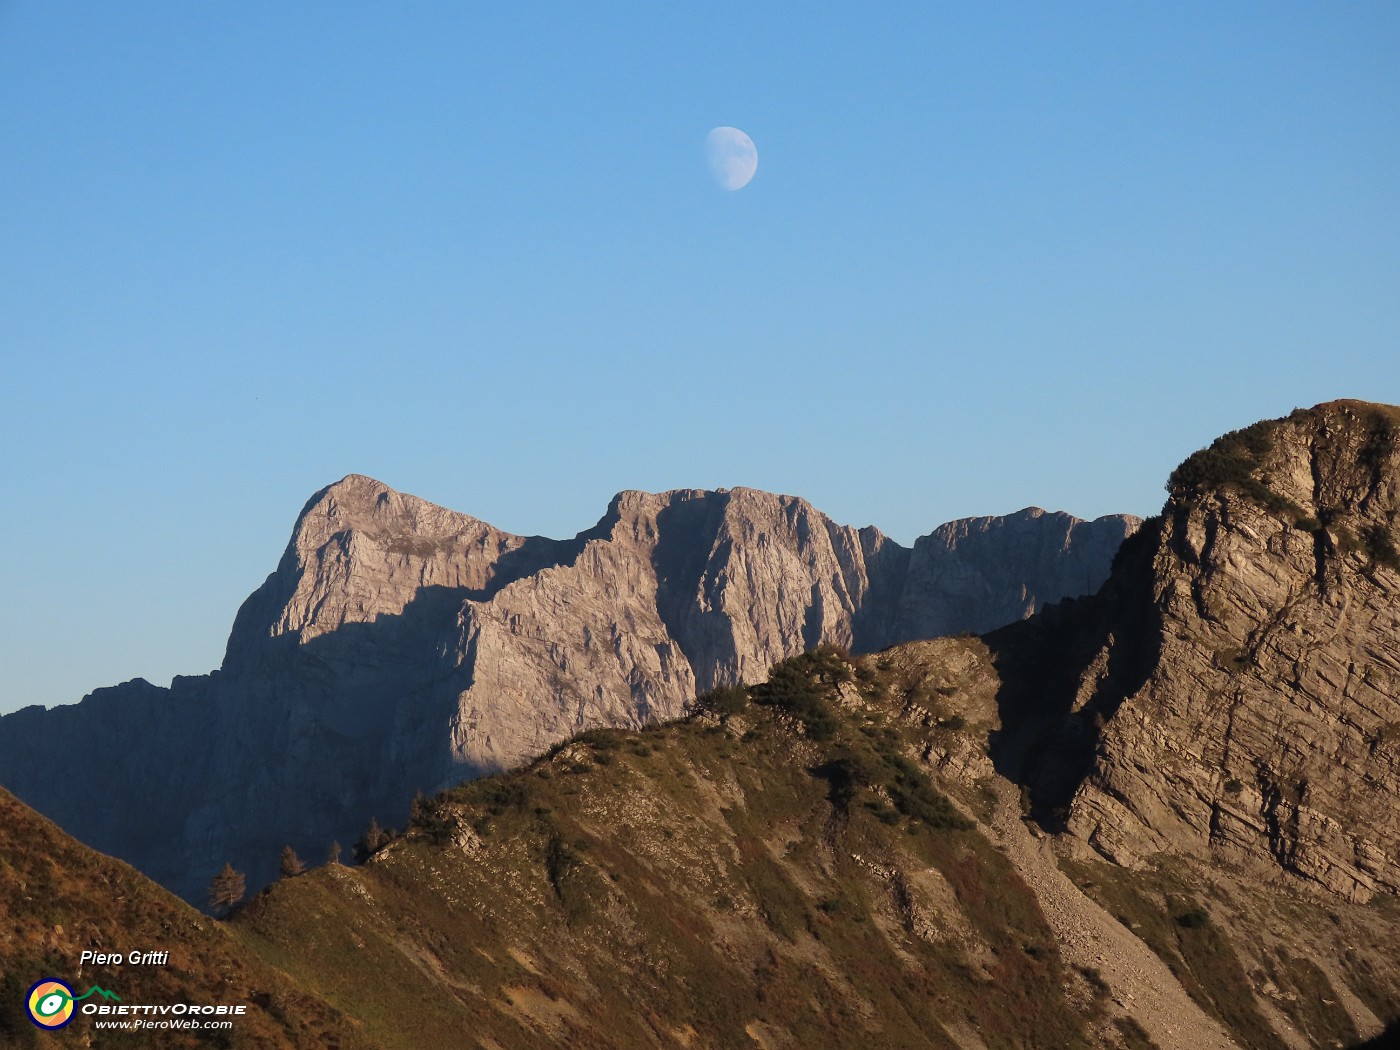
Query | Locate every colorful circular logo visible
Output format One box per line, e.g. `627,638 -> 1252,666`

27,979 -> 76,1029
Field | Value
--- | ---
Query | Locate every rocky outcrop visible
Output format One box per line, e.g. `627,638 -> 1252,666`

1049,401 -> 1400,900
0,478 -> 1134,901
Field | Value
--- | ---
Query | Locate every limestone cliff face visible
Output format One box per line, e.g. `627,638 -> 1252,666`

219,479 -> 1136,781
0,478 -> 1133,901
897,508 -> 1136,639
1059,401 -> 1400,900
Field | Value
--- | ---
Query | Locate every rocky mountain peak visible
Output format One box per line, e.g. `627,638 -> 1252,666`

1038,400 -> 1400,900
1166,399 -> 1399,534
898,506 -> 1141,642
229,475 -> 549,656
290,473 -> 486,551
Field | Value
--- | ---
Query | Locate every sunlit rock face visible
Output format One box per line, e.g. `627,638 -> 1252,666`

0,475 -> 1134,901
1054,402 -> 1400,901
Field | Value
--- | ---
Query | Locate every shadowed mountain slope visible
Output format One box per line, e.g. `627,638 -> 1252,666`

0,786 -> 368,1048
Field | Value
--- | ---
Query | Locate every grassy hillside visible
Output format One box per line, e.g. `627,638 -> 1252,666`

235,646 -> 1097,1050
235,642 -> 1400,1049
0,787 -> 370,1048
10,639 -> 1396,1048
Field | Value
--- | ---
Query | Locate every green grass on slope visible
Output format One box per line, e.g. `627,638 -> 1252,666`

0,787 -> 370,1049
235,648 -> 1091,1050
1064,858 -> 1367,1050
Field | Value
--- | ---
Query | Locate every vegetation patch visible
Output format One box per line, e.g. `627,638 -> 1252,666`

1113,1015 -> 1157,1049
1167,422 -> 1306,519
1215,647 -> 1253,673
750,646 -> 850,740
1362,523 -> 1400,574
1173,905 -> 1210,929
695,683 -> 750,717
1259,948 -> 1359,1046
1064,860 -> 1286,1050
882,752 -> 972,831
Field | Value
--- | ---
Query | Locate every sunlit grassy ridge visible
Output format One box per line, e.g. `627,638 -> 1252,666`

235,646 -> 1091,1050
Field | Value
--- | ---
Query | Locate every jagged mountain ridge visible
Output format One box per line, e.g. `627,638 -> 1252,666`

0,480 -> 1136,902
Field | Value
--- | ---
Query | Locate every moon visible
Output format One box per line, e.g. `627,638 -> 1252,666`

705,127 -> 758,191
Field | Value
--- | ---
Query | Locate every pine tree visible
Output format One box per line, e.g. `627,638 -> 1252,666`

206,863 -> 245,917
411,789 -> 451,843
326,840 -> 342,866
279,845 -> 305,879
354,817 -> 389,862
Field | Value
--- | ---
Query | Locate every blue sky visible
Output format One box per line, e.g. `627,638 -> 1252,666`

2,2 -> 1397,712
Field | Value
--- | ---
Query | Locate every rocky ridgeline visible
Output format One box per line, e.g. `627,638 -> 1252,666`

1039,401 -> 1400,901
0,479 -> 1135,901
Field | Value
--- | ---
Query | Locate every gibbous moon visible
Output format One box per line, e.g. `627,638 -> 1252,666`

705,126 -> 758,191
